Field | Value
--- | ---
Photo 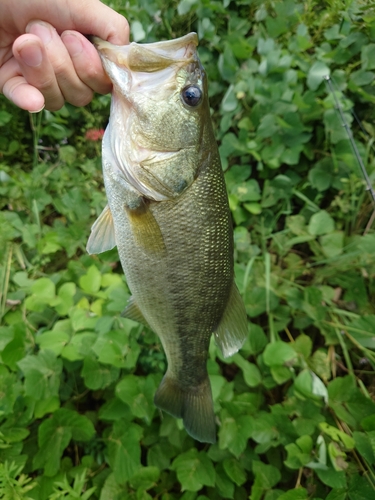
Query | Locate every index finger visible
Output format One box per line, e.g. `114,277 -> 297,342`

61,0 -> 130,45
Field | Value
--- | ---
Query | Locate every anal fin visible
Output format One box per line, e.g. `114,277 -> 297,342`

154,373 -> 216,444
214,282 -> 248,358
122,296 -> 150,328
86,204 -> 116,255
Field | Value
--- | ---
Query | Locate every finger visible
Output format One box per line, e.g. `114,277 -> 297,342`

0,58 -> 45,112
26,21 -> 94,108
61,31 -> 112,95
12,33 -> 65,111
68,0 -> 130,45
4,0 -> 129,47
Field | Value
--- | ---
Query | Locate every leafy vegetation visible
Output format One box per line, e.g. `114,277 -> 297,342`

1,0 -> 375,498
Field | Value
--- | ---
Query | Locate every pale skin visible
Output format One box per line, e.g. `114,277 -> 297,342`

0,0 -> 129,112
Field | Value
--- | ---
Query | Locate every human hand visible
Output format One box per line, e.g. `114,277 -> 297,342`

0,0 -> 129,112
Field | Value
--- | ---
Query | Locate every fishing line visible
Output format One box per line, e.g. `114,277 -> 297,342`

324,75 -> 375,207
328,75 -> 374,143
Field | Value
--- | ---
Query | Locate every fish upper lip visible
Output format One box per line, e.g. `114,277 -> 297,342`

90,33 -> 199,71
91,32 -> 198,54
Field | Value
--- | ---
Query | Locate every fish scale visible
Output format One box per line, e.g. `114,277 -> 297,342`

87,33 -> 248,443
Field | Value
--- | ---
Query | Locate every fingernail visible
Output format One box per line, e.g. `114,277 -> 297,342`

29,105 -> 45,114
62,32 -> 83,57
27,21 -> 53,44
19,42 -> 43,67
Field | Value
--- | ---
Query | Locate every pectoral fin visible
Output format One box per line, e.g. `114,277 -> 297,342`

86,205 -> 116,255
214,282 -> 248,358
122,296 -> 150,327
127,200 -> 166,256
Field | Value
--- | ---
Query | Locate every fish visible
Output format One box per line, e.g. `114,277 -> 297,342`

87,33 -> 248,443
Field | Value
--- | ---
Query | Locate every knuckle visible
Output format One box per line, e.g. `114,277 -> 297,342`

68,90 -> 93,108
45,101 -> 64,111
51,57 -> 69,78
36,77 -> 55,91
120,17 -> 130,34
82,63 -> 100,81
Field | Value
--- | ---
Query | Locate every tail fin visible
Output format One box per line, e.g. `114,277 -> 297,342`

154,374 -> 216,443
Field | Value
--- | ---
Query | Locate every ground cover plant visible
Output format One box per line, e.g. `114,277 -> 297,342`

1,0 -> 375,498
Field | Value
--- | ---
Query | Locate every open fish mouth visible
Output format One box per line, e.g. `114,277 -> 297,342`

91,33 -> 198,73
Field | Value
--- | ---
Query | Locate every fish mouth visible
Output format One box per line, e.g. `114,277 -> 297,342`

91,33 -> 198,73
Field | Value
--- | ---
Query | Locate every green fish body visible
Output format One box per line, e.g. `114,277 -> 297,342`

87,33 -> 248,443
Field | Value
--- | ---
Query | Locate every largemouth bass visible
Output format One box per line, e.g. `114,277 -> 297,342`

87,33 -> 248,443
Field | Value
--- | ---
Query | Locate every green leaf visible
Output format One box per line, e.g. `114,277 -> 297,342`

107,421 -> 143,484
92,329 -> 132,368
307,62 -> 330,90
221,85 -> 238,112
232,179 -> 261,202
99,473 -> 128,500
246,323 -> 268,354
326,489 -> 347,500
361,43 -> 375,70
131,21 -> 146,42
278,488 -> 308,500
328,375 -> 356,403
34,396 -> 60,418
219,411 -> 254,457
251,413 -> 279,445
320,422 -> 355,449
99,397 -> 132,422
70,308 -> 97,332
129,466 -> 160,490
250,461 -> 281,500
308,163 -> 332,191
0,326 -> 14,351
218,43 -> 239,82
82,354 -> 120,390
293,334 -> 312,359
116,374 -> 156,424
308,210 -> 335,236
320,231 -> 344,258
54,282 -> 76,315
1,427 -> 30,443
171,449 -> 215,491
263,341 -> 297,367
25,277 -> 56,312
0,365 -> 21,415
33,409 -> 94,476
36,330 -> 70,355
316,467 -> 346,488
284,435 -> 314,469
353,431 -> 375,464
177,0 -> 198,15
0,110 -> 12,126
215,462 -> 235,499
222,457 -> 247,486
348,473 -> 375,500
350,69 -> 374,86
79,265 -> 102,294
232,354 -> 261,387
147,441 -> 175,471
18,350 -> 63,400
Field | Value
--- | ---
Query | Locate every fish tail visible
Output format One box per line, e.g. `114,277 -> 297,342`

154,373 -> 216,443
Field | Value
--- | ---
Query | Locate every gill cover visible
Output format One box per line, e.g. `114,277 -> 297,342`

92,33 -> 206,202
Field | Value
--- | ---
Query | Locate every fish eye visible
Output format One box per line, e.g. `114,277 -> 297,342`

181,85 -> 202,107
